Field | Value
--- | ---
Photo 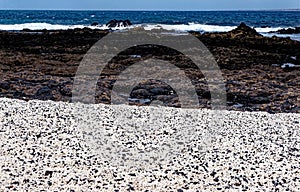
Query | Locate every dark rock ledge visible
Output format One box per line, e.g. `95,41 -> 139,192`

0,23 -> 299,113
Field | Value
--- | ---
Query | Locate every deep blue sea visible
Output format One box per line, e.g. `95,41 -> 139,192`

0,10 -> 299,39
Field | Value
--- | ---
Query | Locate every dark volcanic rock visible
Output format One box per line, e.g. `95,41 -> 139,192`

0,81 -> 10,90
106,19 -> 132,28
195,23 -> 300,70
59,85 -> 72,97
47,80 -> 59,89
230,22 -> 262,37
35,87 -> 54,100
251,96 -> 271,104
0,27 -> 299,113
149,87 -> 171,95
272,27 -> 300,34
91,22 -> 99,26
131,89 -> 152,98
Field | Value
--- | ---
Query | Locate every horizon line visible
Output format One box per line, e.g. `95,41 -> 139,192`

0,8 -> 299,12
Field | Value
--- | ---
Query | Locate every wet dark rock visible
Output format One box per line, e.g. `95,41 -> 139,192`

47,80 -> 59,88
59,85 -> 72,97
106,19 -> 132,28
154,95 -> 177,102
149,87 -> 171,95
230,22 -> 261,37
272,27 -> 300,34
91,22 -> 99,26
131,89 -> 152,98
251,96 -> 270,104
0,81 -> 10,90
201,90 -> 211,99
0,27 -> 299,113
13,91 -> 26,98
35,87 -> 54,100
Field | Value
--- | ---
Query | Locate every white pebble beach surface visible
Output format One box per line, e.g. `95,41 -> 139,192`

0,98 -> 299,191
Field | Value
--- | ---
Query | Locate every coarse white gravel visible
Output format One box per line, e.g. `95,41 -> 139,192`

0,98 -> 299,191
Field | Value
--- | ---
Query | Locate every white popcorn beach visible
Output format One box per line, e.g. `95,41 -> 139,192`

0,98 -> 299,191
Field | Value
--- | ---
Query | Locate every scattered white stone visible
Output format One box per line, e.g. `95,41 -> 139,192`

0,98 -> 299,191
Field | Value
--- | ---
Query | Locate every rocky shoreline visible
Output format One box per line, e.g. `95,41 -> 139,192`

270,27 -> 300,34
0,23 -> 299,113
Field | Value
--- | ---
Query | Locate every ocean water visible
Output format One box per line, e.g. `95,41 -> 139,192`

0,10 -> 299,40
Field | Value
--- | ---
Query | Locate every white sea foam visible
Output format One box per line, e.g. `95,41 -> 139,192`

1,22 -> 299,41
0,22 -> 136,31
0,23 -> 88,30
139,23 -> 286,33
142,23 -> 237,32
254,27 -> 283,33
0,22 -> 285,33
